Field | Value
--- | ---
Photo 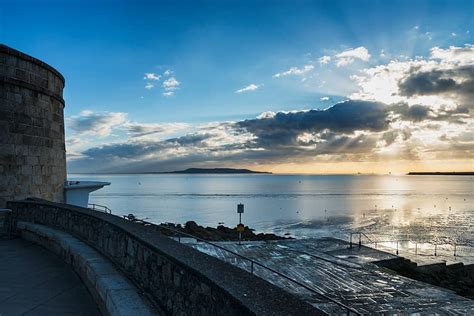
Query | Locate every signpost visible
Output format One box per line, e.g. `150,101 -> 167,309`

237,203 -> 244,245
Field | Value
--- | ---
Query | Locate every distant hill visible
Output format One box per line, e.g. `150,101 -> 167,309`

407,172 -> 474,176
158,168 -> 271,174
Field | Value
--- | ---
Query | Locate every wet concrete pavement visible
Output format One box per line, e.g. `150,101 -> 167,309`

0,238 -> 100,316
191,237 -> 474,314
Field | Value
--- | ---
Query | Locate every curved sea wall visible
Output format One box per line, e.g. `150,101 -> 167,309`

0,45 -> 66,207
7,199 -> 321,315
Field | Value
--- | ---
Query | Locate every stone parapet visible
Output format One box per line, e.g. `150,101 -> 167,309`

8,199 -> 322,315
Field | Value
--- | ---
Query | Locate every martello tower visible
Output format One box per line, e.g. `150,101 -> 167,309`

0,44 -> 67,207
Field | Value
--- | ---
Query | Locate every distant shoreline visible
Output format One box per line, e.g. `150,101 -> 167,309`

155,168 -> 271,174
68,168 -> 272,175
407,172 -> 474,176
68,171 -> 473,176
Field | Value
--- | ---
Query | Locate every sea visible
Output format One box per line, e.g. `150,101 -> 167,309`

69,174 -> 474,256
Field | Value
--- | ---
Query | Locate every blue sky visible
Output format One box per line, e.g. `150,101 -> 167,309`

1,0 -> 473,173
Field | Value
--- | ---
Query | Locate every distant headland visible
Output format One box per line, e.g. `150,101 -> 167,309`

155,168 -> 271,174
407,172 -> 474,176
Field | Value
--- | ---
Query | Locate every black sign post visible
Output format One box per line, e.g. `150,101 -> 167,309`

237,203 -> 244,244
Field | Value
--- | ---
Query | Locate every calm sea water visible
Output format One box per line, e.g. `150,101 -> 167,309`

69,174 -> 474,247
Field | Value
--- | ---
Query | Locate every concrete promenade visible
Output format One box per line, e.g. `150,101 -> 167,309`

192,237 -> 474,314
0,238 -> 100,316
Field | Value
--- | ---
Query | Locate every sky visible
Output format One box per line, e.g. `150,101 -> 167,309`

1,0 -> 473,174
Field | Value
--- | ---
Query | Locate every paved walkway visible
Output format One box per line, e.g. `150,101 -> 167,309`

0,238 -> 100,316
191,238 -> 473,314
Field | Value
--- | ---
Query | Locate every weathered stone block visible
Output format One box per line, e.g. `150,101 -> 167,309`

26,156 -> 38,165
28,145 -> 41,156
21,165 -> 32,175
0,143 -> 14,155
32,175 -> 42,185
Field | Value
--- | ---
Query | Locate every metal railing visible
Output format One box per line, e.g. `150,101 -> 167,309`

127,218 -> 360,316
349,231 -> 472,257
349,232 -> 374,249
88,203 -> 112,214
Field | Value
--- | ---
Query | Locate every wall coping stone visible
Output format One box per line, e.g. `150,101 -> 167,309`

8,199 -> 322,315
0,75 -> 65,106
0,44 -> 65,84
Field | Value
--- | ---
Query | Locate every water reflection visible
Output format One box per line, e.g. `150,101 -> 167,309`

70,174 -> 473,247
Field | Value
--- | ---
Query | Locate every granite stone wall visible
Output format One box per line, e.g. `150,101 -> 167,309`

8,199 -> 321,316
0,45 -> 66,207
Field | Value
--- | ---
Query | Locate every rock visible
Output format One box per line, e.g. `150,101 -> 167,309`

159,221 -> 290,242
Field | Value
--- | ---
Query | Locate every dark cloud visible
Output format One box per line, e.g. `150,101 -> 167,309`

82,142 -> 167,159
68,99 -> 472,173
399,70 -> 457,95
126,124 -> 165,137
398,65 -> 474,107
124,122 -> 189,138
69,101 -> 391,172
392,104 -> 431,122
166,133 -> 211,146
390,103 -> 470,125
67,111 -> 126,136
238,100 -> 391,147
81,133 -> 214,160
241,100 -> 390,133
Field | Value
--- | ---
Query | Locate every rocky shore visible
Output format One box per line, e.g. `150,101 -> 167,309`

157,221 -> 290,241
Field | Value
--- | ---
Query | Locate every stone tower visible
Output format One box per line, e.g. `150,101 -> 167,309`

0,44 -> 66,207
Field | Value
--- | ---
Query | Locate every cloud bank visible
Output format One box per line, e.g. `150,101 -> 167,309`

68,45 -> 473,173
